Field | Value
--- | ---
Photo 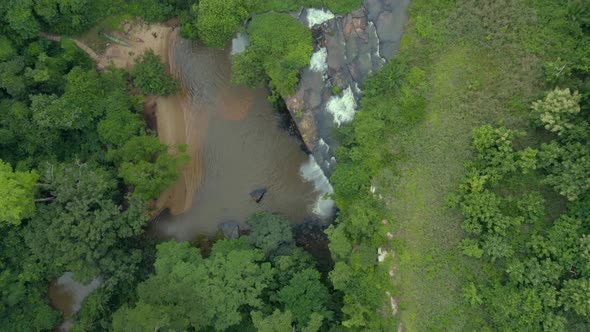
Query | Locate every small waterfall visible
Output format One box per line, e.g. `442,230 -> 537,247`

326,86 -> 357,126
300,155 -> 335,218
231,33 -> 250,55
309,47 -> 328,74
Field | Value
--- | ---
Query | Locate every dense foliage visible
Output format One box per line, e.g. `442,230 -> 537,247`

232,13 -> 313,97
2,0 -> 588,330
178,0 -> 362,47
194,0 -> 250,48
449,90 -> 590,329
0,16 -> 186,329
113,212 -> 335,331
324,0 -> 589,330
132,50 -> 179,96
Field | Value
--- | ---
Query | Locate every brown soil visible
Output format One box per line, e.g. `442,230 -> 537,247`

99,21 -> 172,69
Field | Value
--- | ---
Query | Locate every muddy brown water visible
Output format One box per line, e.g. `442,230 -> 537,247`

48,273 -> 101,331
149,37 -> 317,241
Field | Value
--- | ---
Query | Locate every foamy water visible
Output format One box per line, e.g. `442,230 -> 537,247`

300,155 -> 335,218
326,86 -> 357,126
310,47 -> 328,73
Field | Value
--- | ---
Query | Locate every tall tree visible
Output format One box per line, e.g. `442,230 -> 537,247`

25,162 -> 148,281
0,160 -> 38,225
113,240 -> 275,331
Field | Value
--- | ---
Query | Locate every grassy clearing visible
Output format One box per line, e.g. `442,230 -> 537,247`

375,0 -> 571,330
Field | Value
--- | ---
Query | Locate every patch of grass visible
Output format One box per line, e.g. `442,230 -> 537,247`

372,0 -> 580,330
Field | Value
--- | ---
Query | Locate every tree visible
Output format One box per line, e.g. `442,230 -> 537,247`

251,310 -> 293,332
247,211 -> 295,257
132,50 -> 178,96
0,56 -> 26,98
25,162 -> 148,281
0,228 -> 60,331
0,160 -> 38,225
97,109 -> 145,147
277,268 -> 331,326
31,67 -> 131,130
195,0 -> 249,48
112,241 -> 275,331
232,13 -> 313,97
538,141 -> 590,201
0,36 -> 16,61
112,135 -> 188,200
2,0 -> 40,40
531,88 -> 581,135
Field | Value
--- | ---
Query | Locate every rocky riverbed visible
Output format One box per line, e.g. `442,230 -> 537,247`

287,0 -> 410,176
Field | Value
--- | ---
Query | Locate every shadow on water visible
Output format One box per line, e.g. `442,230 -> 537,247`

48,272 -> 101,331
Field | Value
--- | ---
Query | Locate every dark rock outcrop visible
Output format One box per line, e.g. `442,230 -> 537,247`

220,221 -> 240,239
249,188 -> 267,203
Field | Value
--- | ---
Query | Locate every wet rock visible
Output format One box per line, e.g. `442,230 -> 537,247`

220,221 -> 240,239
249,188 -> 267,203
286,0 -> 410,177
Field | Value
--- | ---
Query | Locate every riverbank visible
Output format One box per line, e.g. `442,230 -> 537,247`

92,20 -> 202,216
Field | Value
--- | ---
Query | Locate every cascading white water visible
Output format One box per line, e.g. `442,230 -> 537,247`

326,86 -> 357,126
309,47 -> 328,74
230,33 -> 250,55
300,154 -> 335,218
306,8 -> 335,27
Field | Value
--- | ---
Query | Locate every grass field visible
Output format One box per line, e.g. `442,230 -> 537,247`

377,0 -> 567,330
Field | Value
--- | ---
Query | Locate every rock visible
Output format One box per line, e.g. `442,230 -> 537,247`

249,188 -> 267,203
283,0 -> 410,177
220,221 -> 240,239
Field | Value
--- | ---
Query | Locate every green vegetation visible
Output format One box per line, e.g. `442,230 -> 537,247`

178,0 -> 362,47
0,161 -> 38,225
232,13 -> 313,97
195,0 -> 250,48
0,9 -> 187,329
113,212 -> 335,331
2,0 -> 588,330
246,0 -> 362,14
323,0 -> 589,330
448,99 -> 590,329
132,50 -> 179,96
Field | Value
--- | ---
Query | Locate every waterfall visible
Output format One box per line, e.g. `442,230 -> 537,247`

326,86 -> 357,126
230,33 -> 250,55
300,154 -> 335,218
309,47 -> 328,74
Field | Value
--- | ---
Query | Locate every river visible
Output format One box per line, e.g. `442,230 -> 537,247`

149,36 -> 320,241
48,26 -> 327,328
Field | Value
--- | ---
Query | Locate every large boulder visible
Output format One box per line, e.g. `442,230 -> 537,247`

220,221 -> 240,239
249,188 -> 267,203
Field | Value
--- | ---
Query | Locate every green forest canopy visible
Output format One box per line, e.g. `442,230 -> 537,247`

0,0 -> 589,331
